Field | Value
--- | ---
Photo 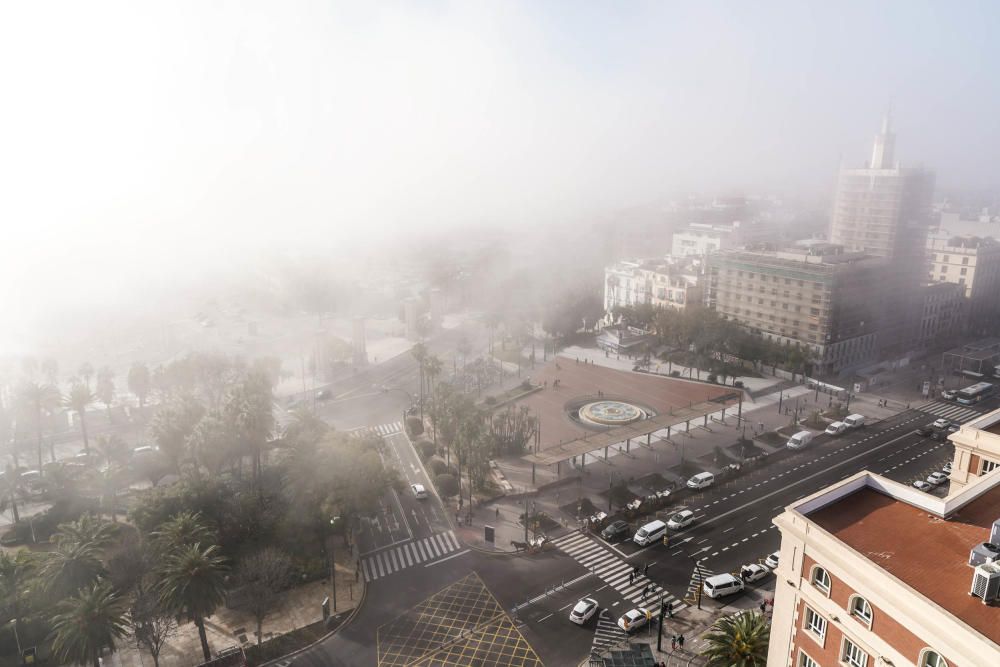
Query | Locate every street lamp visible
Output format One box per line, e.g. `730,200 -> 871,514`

8,619 -> 21,656
328,516 -> 341,614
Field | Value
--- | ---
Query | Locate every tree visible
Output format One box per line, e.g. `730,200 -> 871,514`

130,588 -> 178,667
65,382 -> 96,454
411,342 -> 429,415
54,513 -> 116,551
0,462 -> 24,524
233,548 -> 292,646
0,550 -> 33,631
50,580 -> 129,667
128,363 -> 151,412
152,511 -> 214,554
17,380 -> 61,471
95,434 -> 129,471
37,538 -> 106,601
488,405 -> 538,457
188,409 -> 235,476
157,543 -> 228,662
223,373 -> 274,484
701,610 -> 770,666
77,362 -> 95,388
150,394 -> 205,473
95,367 -> 116,424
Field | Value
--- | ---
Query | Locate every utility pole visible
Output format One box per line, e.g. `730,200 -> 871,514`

329,516 -> 341,613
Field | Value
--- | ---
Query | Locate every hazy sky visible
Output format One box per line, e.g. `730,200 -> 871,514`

1,1 -> 998,354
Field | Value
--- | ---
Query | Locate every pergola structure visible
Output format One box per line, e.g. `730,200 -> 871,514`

521,392 -> 743,482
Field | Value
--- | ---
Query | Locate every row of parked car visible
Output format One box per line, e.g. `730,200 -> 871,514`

10,445 -> 160,493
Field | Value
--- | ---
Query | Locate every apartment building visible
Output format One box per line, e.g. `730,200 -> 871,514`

705,245 -> 890,374
916,282 -> 965,348
768,409 -> 1000,666
927,236 -> 1000,334
603,257 -> 703,313
671,219 -> 777,257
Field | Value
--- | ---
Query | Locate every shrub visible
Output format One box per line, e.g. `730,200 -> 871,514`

427,455 -> 448,476
670,370 -> 681,377
406,415 -> 424,436
416,439 -> 436,460
435,473 -> 459,497
520,379 -> 532,391
707,373 -> 718,384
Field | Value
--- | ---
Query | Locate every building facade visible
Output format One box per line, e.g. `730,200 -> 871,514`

926,236 -> 1000,334
603,258 -> 703,313
705,246 -> 889,375
767,410 -> 1000,666
916,282 -> 965,348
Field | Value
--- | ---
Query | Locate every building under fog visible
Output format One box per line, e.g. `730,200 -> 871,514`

603,256 -> 703,313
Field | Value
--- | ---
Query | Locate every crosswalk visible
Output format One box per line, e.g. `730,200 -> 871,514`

361,531 -> 461,582
349,421 -> 403,439
684,565 -> 715,604
553,533 -> 685,612
913,400 -> 983,423
591,611 -> 628,656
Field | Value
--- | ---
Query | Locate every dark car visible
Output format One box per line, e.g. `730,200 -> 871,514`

601,520 -> 630,541
916,424 -> 935,437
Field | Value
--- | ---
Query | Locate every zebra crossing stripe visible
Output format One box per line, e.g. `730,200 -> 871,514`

914,401 -> 982,422
362,531 -> 460,582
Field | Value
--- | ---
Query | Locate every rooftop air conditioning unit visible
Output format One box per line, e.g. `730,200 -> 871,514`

969,542 -> 1000,567
970,562 -> 1000,603
990,517 -> 1000,546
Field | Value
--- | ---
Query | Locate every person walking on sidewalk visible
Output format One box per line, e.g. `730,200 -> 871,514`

678,634 -> 685,649
628,571 -> 634,585
671,636 -> 676,651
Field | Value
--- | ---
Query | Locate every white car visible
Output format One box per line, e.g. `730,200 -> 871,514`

667,510 -> 695,531
926,472 -> 949,486
617,607 -> 651,633
569,598 -> 599,625
411,483 -> 428,499
941,390 -> 957,400
824,421 -> 847,436
932,418 -> 951,430
943,462 -> 953,474
764,551 -> 780,569
913,480 -> 933,491
740,563 -> 770,584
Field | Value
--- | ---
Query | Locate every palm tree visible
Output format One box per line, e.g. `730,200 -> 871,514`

55,514 -> 116,550
0,462 -> 24,524
150,394 -> 205,473
0,550 -> 33,631
701,610 -> 770,666
94,434 -> 129,470
152,511 -> 214,553
77,362 -> 95,389
50,580 -> 129,667
65,382 -> 96,454
95,367 -> 115,424
17,380 -> 61,471
37,538 -> 106,601
157,543 -> 228,662
128,362 -> 151,413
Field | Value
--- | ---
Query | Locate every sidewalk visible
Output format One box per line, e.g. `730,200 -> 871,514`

108,544 -> 365,667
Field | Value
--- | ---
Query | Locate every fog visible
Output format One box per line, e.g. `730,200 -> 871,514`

1,1 -> 998,354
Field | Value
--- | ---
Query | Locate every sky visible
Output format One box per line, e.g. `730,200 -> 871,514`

1,1 -> 998,354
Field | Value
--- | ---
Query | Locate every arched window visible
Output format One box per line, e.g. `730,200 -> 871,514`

811,566 -> 831,595
920,650 -> 947,667
849,595 -> 873,626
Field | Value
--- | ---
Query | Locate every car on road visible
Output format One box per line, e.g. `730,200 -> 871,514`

411,483 -> 428,499
916,424 -> 935,436
666,510 -> 695,531
764,551 -> 780,569
617,607 -> 651,633
569,598 -> 599,625
132,445 -> 156,456
932,418 -> 952,430
316,389 -> 332,400
686,472 -> 715,489
824,421 -> 847,436
943,461 -> 953,474
913,480 -> 933,491
941,389 -> 957,400
601,520 -> 630,542
703,573 -> 745,599
926,471 -> 949,486
947,424 -> 960,433
740,563 -> 770,584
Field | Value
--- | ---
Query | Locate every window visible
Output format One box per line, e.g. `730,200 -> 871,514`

803,606 -> 826,641
962,257 -> 969,265
943,255 -> 950,263
850,596 -> 873,625
842,638 -> 868,667
798,651 -> 819,667
982,459 -> 1000,474
960,268 -> 968,275
920,650 -> 947,667
811,567 -> 831,594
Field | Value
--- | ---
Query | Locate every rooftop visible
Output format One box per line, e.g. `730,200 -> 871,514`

807,481 -> 1000,646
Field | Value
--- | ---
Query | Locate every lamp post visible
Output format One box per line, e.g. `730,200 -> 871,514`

329,516 -> 341,614
8,619 -> 21,656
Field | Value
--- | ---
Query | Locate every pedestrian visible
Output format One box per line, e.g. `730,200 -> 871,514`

678,634 -> 685,649
644,562 -> 650,576
629,571 -> 634,585
495,507 -> 500,519
671,636 -> 677,651
759,600 -> 766,613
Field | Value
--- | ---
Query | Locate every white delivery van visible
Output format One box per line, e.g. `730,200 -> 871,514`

824,421 -> 847,436
786,431 -> 814,449
703,573 -> 745,599
844,414 -> 866,429
633,519 -> 667,546
686,472 -> 715,490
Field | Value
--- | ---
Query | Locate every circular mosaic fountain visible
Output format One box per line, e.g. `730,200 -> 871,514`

578,400 -> 647,426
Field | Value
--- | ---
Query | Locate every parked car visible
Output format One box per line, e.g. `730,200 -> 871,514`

617,607 -> 651,633
824,421 -> 847,436
941,389 -> 957,400
932,418 -> 952,430
740,563 -> 770,584
926,472 -> 949,486
913,480 -> 933,491
786,431 -> 815,449
702,574 -> 744,599
764,551 -> 780,569
916,424 -> 935,436
411,483 -> 428,499
943,461 -> 953,474
686,472 -> 715,489
601,520 -> 630,542
667,510 -> 695,531
844,414 -> 866,428
569,598 -> 599,625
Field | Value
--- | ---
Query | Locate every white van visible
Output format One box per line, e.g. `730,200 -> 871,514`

686,472 -> 715,490
703,573 -> 745,599
824,421 -> 847,436
633,519 -> 667,546
786,431 -> 814,450
844,414 -> 866,429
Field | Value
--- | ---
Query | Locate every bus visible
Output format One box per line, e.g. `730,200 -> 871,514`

957,382 -> 994,406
